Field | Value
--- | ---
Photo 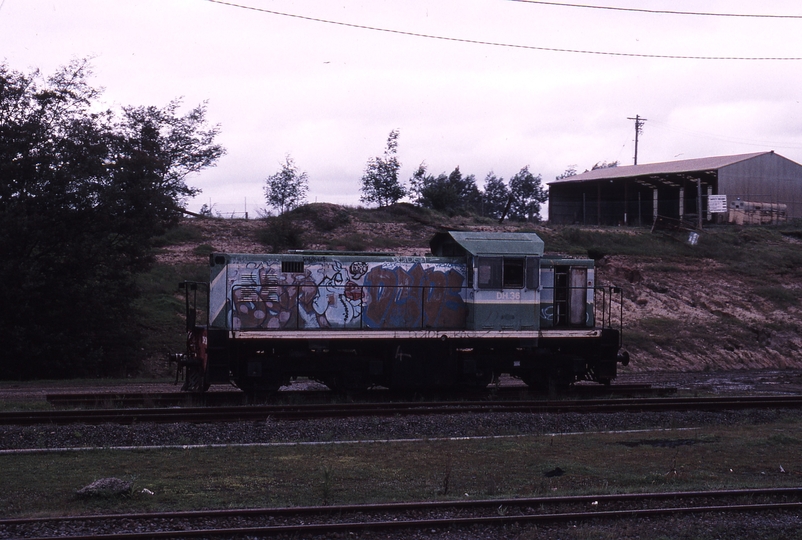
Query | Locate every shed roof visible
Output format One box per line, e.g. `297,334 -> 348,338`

429,231 -> 544,257
548,151 -> 771,185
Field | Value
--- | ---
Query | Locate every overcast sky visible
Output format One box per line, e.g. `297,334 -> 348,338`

2,0 -> 802,216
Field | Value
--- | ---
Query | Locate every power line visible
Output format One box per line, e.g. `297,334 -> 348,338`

508,0 -> 802,19
205,0 -> 802,61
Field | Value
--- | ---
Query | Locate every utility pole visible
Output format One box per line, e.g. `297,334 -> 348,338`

627,114 -> 647,165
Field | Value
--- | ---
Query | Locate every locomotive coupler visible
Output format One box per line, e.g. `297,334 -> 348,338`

168,352 -> 203,386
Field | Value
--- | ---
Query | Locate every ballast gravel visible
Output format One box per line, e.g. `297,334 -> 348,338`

0,408 -> 790,451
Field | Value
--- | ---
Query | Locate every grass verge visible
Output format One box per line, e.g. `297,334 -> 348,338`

2,415 -> 800,518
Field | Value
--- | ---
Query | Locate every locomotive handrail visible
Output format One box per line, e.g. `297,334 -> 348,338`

228,282 -> 617,332
179,281 -> 210,331
593,285 -> 624,344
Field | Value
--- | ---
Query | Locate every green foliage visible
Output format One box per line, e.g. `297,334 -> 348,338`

507,166 -> 547,222
540,226 -> 802,287
311,207 -> 352,232
258,216 -> 306,253
134,263 -> 207,363
152,223 -> 206,247
327,233 -> 368,252
360,129 -> 405,207
411,164 -> 481,215
481,172 -> 510,220
624,317 -> 678,351
537,228 -> 686,258
192,244 -> 217,257
3,418 -> 802,519
556,166 -> 577,181
264,155 -> 308,215
350,202 -> 438,226
0,60 -> 224,379
767,433 -> 801,446
591,160 -> 620,170
753,286 -> 800,308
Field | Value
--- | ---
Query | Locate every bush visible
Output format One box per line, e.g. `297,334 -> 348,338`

258,216 -> 306,253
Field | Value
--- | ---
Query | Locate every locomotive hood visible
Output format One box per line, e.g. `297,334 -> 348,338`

429,231 -> 545,258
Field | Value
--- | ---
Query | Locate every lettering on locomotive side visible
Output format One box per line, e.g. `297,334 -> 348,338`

496,291 -> 521,301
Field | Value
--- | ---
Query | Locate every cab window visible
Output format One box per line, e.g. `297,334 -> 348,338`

477,257 -> 528,289
477,257 -> 502,289
503,258 -> 524,288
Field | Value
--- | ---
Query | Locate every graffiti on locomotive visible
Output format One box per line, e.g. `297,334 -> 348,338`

231,258 -> 467,330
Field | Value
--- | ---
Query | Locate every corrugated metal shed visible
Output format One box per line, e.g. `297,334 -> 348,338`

430,231 -> 545,257
547,151 -> 802,226
550,152 -> 767,184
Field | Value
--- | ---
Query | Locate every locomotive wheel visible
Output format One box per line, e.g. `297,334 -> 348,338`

237,377 -> 284,394
321,372 -> 370,393
240,377 -> 283,400
548,376 -> 571,393
520,373 -> 549,392
466,370 -> 496,389
520,372 -> 570,393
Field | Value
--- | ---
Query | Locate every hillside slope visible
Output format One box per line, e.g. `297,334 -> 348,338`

156,204 -> 802,374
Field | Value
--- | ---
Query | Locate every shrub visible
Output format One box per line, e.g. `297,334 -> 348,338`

258,216 -> 305,253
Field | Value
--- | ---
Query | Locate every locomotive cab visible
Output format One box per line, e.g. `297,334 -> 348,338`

429,231 -> 544,332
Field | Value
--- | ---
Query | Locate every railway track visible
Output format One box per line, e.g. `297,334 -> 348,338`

43,383 -> 666,408
3,488 -> 800,539
2,395 -> 802,426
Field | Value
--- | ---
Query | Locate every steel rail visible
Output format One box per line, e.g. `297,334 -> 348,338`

5,488 -> 801,539
42,384 -> 661,408
2,395 -> 802,426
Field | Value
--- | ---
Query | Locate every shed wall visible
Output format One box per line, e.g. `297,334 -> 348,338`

718,153 -> 802,219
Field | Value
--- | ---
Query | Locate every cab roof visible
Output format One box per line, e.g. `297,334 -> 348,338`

429,231 -> 545,257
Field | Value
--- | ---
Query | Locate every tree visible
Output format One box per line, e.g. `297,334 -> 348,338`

264,155 -> 308,215
0,60 -> 224,379
556,166 -> 577,180
359,129 -> 405,207
481,172 -> 510,219
407,161 -> 431,205
508,166 -> 548,222
412,164 -> 481,215
590,160 -> 619,171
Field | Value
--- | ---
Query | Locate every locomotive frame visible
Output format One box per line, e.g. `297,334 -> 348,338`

175,230 -> 628,394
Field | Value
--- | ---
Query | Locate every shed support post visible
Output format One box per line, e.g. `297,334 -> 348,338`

696,178 -> 703,230
597,183 -> 601,226
652,188 -> 658,222
638,191 -> 642,227
624,181 -> 629,226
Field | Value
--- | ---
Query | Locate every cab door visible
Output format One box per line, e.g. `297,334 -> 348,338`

553,265 -> 588,327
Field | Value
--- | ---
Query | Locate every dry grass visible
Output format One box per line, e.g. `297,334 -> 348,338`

2,415 -> 801,518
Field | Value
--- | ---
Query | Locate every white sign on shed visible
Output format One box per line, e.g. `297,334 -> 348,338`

708,195 -> 728,213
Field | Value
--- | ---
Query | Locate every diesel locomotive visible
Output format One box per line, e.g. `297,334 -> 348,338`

175,230 -> 629,394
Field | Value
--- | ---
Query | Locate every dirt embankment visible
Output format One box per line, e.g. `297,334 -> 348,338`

599,256 -> 802,373
164,209 -> 802,374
